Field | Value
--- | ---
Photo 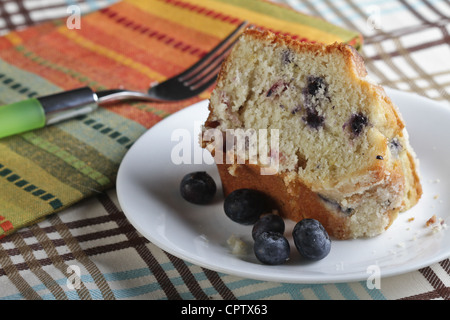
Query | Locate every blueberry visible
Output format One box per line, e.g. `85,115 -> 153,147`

303,108 -> 325,129
179,171 -> 216,205
318,194 -> 354,215
290,105 -> 302,114
306,76 -> 326,96
292,219 -> 331,261
252,213 -> 285,240
389,138 -> 402,151
253,231 -> 290,265
223,189 -> 267,225
281,49 -> 292,65
349,113 -> 368,136
302,76 -> 329,110
389,138 -> 402,157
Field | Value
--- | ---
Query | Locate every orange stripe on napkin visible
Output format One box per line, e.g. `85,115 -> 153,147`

0,216 -> 14,238
57,27 -> 166,83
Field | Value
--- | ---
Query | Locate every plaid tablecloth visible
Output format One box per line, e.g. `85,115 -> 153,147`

0,0 -> 449,300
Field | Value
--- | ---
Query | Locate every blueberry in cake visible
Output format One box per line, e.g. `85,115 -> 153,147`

202,29 -> 422,239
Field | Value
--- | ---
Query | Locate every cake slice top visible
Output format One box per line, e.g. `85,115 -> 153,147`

204,29 -> 419,203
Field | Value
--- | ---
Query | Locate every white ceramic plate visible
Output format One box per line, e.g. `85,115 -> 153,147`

116,88 -> 450,283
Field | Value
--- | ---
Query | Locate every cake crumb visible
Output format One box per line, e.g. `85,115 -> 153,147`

433,194 -> 439,200
227,234 -> 248,255
408,217 -> 415,222
335,261 -> 344,271
426,215 -> 437,227
425,215 -> 447,234
227,163 -> 239,177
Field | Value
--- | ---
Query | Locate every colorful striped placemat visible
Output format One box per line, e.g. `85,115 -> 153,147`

0,0 -> 361,238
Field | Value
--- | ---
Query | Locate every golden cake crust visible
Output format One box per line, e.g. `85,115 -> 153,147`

214,153 -> 407,239
216,162 -> 397,239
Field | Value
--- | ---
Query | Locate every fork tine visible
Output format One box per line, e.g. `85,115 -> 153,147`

188,72 -> 219,97
177,21 -> 249,81
96,21 -> 250,104
188,60 -> 223,91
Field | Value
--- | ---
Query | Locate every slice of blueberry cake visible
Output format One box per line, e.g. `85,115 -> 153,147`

202,29 -> 422,239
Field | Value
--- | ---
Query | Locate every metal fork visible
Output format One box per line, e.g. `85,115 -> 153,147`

97,20 -> 249,104
0,21 -> 249,139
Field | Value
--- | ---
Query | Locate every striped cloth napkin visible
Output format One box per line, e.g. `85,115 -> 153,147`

0,0 -> 361,238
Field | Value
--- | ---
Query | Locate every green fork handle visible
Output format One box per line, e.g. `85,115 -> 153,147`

0,87 -> 98,139
0,98 -> 46,139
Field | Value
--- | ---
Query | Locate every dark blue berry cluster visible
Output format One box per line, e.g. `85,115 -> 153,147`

223,188 -> 331,265
179,173 -> 331,266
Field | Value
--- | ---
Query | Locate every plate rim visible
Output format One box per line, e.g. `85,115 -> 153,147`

116,88 -> 450,284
